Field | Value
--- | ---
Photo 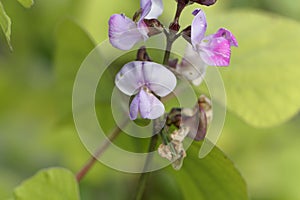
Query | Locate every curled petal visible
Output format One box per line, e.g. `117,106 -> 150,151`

140,0 -> 163,20
214,28 -> 238,47
138,89 -> 165,119
191,9 -> 207,49
129,94 -> 140,120
199,36 -> 231,66
176,44 -> 207,86
109,14 -> 144,50
129,89 -> 165,120
115,61 -> 177,97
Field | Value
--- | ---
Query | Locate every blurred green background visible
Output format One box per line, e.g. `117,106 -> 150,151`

1,0 -> 300,199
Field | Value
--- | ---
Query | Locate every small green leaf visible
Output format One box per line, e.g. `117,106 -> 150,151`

168,142 -> 248,200
13,168 -> 80,200
204,10 -> 300,127
17,0 -> 34,8
0,1 -> 12,50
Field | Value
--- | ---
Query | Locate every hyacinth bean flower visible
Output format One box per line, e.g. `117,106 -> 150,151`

109,0 -> 163,50
191,9 -> 238,66
115,61 -> 176,120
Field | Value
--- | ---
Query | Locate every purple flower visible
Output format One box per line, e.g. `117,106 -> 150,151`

115,61 -> 176,120
191,9 -> 238,66
109,0 -> 163,50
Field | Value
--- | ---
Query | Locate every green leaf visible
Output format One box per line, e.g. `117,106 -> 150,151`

17,0 -> 34,8
220,112 -> 300,200
168,142 -> 248,200
206,10 -> 300,127
54,19 -> 95,120
13,168 -> 80,200
0,1 -> 12,50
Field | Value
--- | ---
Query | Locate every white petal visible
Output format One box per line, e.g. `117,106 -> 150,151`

109,14 -> 144,50
142,62 -> 177,97
115,61 -> 145,96
138,89 -> 165,119
140,0 -> 163,20
176,44 -> 207,86
191,9 -> 207,49
116,61 -> 177,97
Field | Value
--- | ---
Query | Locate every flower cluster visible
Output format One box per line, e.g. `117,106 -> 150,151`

108,0 -> 237,169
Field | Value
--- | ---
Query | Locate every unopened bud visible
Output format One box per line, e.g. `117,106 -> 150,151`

168,58 -> 179,69
182,26 -> 191,44
169,21 -> 180,32
143,19 -> 163,36
190,0 -> 217,6
136,46 -> 152,61
133,9 -> 142,22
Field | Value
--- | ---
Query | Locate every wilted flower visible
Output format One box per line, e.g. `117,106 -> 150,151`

166,94 -> 212,141
191,9 -> 238,66
109,0 -> 163,50
115,61 -> 176,120
158,126 -> 189,170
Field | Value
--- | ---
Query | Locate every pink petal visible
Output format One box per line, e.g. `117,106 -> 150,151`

137,20 -> 149,39
191,9 -> 207,49
142,62 -> 177,97
199,36 -> 231,66
140,0 -> 163,20
138,89 -> 165,119
109,14 -> 144,50
129,94 -> 140,120
214,28 -> 238,47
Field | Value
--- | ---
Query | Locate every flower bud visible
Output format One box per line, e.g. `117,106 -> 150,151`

143,19 -> 163,36
136,46 -> 152,62
182,26 -> 191,44
169,21 -> 180,32
190,0 -> 217,6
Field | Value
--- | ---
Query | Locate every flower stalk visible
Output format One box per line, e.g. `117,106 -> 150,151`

134,119 -> 160,200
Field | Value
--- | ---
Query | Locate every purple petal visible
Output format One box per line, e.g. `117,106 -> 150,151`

140,0 -> 163,20
199,36 -> 231,66
109,14 -> 144,50
116,61 -> 177,97
214,28 -> 238,47
176,44 -> 207,86
129,94 -> 140,120
115,61 -> 145,96
137,20 -> 149,39
142,62 -> 177,97
191,9 -> 207,49
138,89 -> 165,119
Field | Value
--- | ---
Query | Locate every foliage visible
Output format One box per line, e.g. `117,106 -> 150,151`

1,0 -> 300,199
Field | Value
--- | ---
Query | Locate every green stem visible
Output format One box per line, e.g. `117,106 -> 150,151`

134,119 -> 159,200
163,39 -> 173,65
76,120 -> 128,182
